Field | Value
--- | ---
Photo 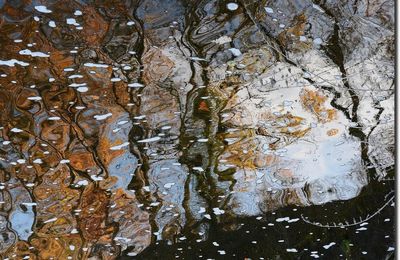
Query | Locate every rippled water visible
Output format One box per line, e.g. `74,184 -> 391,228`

0,0 -> 394,259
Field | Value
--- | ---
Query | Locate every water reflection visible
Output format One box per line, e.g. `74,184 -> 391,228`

0,0 -> 394,258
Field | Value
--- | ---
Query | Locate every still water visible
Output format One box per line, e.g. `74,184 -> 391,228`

0,0 -> 394,259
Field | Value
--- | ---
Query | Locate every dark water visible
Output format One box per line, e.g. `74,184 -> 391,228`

0,0 -> 395,259
137,177 -> 395,259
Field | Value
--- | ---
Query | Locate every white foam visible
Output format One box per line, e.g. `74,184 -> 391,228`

110,142 -> 130,150
48,21 -> 56,28
43,217 -> 57,223
137,136 -> 161,143
68,74 -> 83,79
77,87 -> 88,93
265,7 -> 274,13
33,158 -> 43,164
213,208 -> 225,215
27,96 -> 42,101
19,49 -> 50,58
0,59 -> 29,67
21,202 -> 37,206
276,217 -> 290,222
128,83 -> 144,88
84,63 -> 108,68
163,182 -> 175,189
66,18 -> 79,26
323,242 -> 336,249
212,36 -> 232,45
10,128 -> 23,133
69,83 -> 86,87
227,3 -> 238,11
76,180 -> 89,186
34,5 -> 52,13
94,113 -> 112,120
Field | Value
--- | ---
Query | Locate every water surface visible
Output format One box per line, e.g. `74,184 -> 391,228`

0,0 -> 394,259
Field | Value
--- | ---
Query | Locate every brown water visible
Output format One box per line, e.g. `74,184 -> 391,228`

0,0 -> 395,259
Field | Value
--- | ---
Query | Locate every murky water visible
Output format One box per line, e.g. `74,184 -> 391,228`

0,0 -> 394,259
